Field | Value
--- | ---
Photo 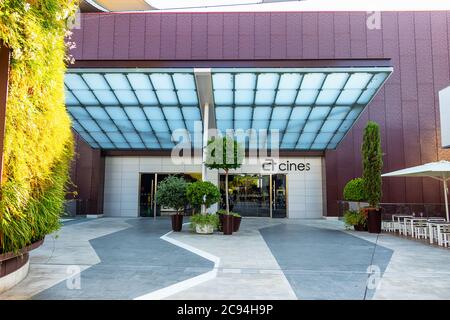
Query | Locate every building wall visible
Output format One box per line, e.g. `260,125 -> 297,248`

71,133 -> 105,215
103,156 -> 324,218
71,11 -> 450,216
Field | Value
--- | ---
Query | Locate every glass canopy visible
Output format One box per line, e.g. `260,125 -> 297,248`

65,67 -> 392,150
65,70 -> 201,149
212,68 -> 391,150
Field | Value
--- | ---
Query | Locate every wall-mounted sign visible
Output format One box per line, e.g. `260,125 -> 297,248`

261,158 -> 311,173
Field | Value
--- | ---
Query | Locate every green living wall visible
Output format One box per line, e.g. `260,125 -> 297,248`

0,0 -> 77,253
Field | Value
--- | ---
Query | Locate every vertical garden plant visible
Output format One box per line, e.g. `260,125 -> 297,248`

0,0 -> 78,252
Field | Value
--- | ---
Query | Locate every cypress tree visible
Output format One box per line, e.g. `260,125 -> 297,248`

362,121 -> 383,208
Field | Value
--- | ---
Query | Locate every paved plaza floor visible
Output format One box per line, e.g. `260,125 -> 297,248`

1,217 -> 450,300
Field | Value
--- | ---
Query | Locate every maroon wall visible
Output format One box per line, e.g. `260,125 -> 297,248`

70,11 -> 450,216
71,133 -> 105,215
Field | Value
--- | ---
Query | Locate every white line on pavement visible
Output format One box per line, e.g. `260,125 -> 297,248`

134,224 -> 220,300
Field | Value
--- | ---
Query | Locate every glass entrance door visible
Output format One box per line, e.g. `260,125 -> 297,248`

272,174 -> 287,218
139,173 -> 157,217
219,173 -> 287,218
220,174 -> 271,217
139,173 -> 200,217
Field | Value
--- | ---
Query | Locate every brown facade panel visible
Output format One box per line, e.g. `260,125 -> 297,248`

71,134 -> 105,215
69,11 -> 450,216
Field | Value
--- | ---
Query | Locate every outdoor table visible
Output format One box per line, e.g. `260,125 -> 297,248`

391,215 -> 413,233
427,221 -> 450,245
404,217 -> 428,237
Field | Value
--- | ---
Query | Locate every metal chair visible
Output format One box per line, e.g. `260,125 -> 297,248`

413,220 -> 428,239
439,225 -> 450,247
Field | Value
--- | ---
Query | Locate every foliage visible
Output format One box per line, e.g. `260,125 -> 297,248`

343,178 -> 368,202
216,209 -> 240,217
186,181 -> 221,213
190,214 -> 219,230
0,0 -> 78,253
205,136 -> 243,214
362,121 -> 383,208
155,176 -> 188,214
343,210 -> 367,227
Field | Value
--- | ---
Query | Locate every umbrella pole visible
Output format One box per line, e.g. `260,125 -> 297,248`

444,178 -> 449,222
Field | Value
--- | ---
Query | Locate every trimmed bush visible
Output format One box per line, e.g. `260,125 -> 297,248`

186,181 -> 221,214
343,178 -> 367,202
155,176 -> 188,214
205,136 -> 244,214
0,0 -> 77,253
362,121 -> 383,207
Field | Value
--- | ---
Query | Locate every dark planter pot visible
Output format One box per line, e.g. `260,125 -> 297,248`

233,216 -> 242,232
171,214 -> 183,232
353,224 -> 366,231
0,238 -> 44,279
222,215 -> 233,235
367,208 -> 382,234
218,214 -> 224,232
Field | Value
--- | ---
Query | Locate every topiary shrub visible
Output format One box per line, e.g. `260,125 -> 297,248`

0,0 -> 78,253
362,121 -> 383,208
186,181 -> 221,215
205,136 -> 244,214
155,176 -> 188,214
343,178 -> 368,202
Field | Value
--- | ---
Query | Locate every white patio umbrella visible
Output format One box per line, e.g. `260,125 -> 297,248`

381,160 -> 450,221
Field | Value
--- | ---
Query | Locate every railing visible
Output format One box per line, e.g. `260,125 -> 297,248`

337,201 -> 447,219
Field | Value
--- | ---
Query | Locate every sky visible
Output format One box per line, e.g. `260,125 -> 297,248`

144,0 -> 450,12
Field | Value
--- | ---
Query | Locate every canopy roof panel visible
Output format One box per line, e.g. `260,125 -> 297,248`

65,67 -> 392,151
212,68 -> 391,150
65,70 -> 201,149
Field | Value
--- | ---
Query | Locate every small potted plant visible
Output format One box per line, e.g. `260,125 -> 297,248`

362,121 -> 383,233
186,181 -> 221,234
155,176 -> 188,232
343,209 -> 367,231
190,214 -> 219,234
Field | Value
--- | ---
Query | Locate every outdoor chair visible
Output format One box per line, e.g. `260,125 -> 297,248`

399,217 -> 411,236
427,218 -> 446,244
413,220 -> 428,239
382,220 -> 395,232
439,225 -> 450,248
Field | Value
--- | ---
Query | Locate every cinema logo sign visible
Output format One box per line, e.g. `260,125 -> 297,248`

261,158 -> 311,173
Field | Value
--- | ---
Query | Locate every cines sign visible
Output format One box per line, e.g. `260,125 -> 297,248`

262,158 -> 311,173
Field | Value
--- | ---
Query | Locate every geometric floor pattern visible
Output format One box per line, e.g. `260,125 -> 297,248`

3,217 -> 450,300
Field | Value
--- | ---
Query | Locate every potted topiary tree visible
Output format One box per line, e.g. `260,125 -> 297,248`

155,176 -> 189,232
205,136 -> 244,235
343,177 -> 368,211
186,181 -> 221,234
362,121 -> 383,233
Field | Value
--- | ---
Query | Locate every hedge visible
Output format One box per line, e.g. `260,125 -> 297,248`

0,0 -> 78,253
343,178 -> 367,202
